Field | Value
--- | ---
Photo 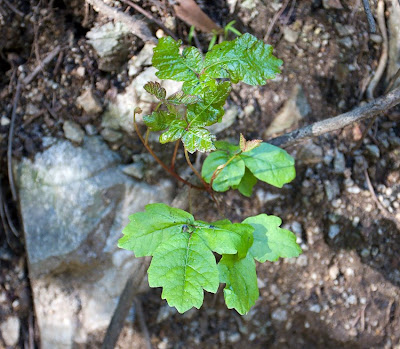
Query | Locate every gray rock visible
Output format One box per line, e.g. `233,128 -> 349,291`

334,23 -> 355,37
101,67 -> 181,134
283,27 -> 299,43
0,316 -> 20,346
324,180 -> 340,201
122,163 -> 144,179
366,144 -> 380,158
271,308 -> 287,322
101,128 -> 123,143
128,43 -> 155,76
329,224 -> 340,239
333,150 -> 346,173
86,22 -> 131,72
309,304 -> 321,313
227,332 -> 241,343
264,84 -> 310,137
297,141 -> 324,164
76,89 -> 102,115
16,137 -> 174,348
339,37 -> 353,49
63,120 -> 85,144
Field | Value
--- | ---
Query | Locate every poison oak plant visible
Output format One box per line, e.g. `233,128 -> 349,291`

118,33 -> 302,315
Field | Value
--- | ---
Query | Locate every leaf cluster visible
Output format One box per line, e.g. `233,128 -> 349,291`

119,204 -> 301,314
202,135 -> 295,197
142,33 -> 282,153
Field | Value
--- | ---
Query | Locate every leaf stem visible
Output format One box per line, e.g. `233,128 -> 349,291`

170,140 -> 180,170
184,147 -> 223,216
133,111 -> 204,190
209,153 -> 240,188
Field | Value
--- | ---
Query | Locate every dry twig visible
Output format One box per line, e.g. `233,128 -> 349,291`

264,0 -> 290,42
120,0 -> 178,40
367,0 -> 388,100
268,86 -> 400,148
133,298 -> 152,349
85,0 -> 157,44
362,0 -> 377,33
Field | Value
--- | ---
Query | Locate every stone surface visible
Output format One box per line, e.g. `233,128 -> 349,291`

63,120 -> 85,144
264,84 -> 310,137
16,137 -> 174,348
76,89 -> 102,114
283,27 -> 299,43
128,43 -> 155,76
0,316 -> 20,346
207,104 -> 239,134
101,67 -> 181,134
86,22 -> 131,72
322,0 -> 343,9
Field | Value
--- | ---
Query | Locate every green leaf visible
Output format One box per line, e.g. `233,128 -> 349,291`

243,214 -> 302,262
215,141 -> 240,153
182,127 -> 216,153
187,81 -> 231,127
148,232 -> 219,313
218,254 -> 259,315
236,168 -> 257,197
118,203 -> 194,257
159,119 -> 187,144
240,142 -> 295,188
201,151 -> 245,192
143,81 -> 166,100
195,220 -> 254,258
167,91 -> 200,105
152,37 -> 202,82
182,75 -> 218,96
143,111 -> 176,131
203,33 -> 282,85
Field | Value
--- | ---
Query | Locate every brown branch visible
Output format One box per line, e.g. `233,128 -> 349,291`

133,115 -> 204,190
120,0 -> 178,40
367,0 -> 387,100
268,86 -> 400,148
23,45 -> 61,85
85,0 -> 157,44
264,0 -> 290,42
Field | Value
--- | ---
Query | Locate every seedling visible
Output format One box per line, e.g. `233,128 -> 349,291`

118,33 -> 301,314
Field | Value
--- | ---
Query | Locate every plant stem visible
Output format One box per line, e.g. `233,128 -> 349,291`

183,147 -> 222,214
209,154 -> 239,188
170,140 -> 180,170
133,112 -> 204,190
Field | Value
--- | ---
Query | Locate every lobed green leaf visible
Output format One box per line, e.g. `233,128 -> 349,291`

143,81 -> 166,100
143,111 -> 176,132
243,214 -> 302,262
182,127 -> 216,153
218,254 -> 259,315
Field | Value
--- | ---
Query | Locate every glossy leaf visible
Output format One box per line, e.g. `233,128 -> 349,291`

159,119 -> 187,144
218,254 -> 259,315
152,37 -> 202,82
118,203 -> 194,257
236,168 -> 257,197
167,91 -> 200,105
187,82 -> 231,127
240,142 -> 295,188
148,232 -> 219,313
203,33 -> 282,85
143,111 -> 176,132
182,127 -> 216,153
202,151 -> 245,192
143,81 -> 166,100
243,214 -> 302,262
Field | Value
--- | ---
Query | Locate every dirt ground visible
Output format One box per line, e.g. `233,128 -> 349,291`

1,0 -> 400,348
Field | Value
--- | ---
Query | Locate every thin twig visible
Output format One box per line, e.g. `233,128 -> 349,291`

2,0 -> 24,17
264,0 -> 290,42
85,0 -> 157,44
385,68 -> 400,93
367,0 -> 387,100
133,114 -> 204,190
101,260 -> 148,349
120,0 -> 178,40
268,86 -> 400,148
133,298 -> 152,349
170,140 -> 180,170
7,81 -> 22,202
23,45 -> 61,85
362,0 -> 377,33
